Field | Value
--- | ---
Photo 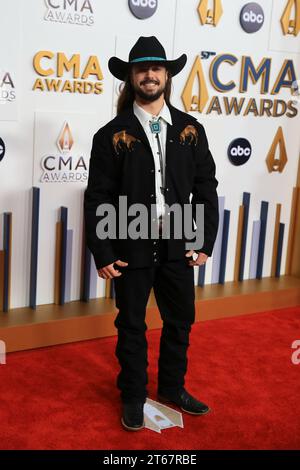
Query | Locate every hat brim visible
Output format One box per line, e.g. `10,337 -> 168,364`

108,54 -> 187,81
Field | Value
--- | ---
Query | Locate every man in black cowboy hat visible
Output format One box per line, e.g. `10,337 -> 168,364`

84,36 -> 219,431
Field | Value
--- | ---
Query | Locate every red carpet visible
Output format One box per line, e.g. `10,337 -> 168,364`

0,306 -> 300,450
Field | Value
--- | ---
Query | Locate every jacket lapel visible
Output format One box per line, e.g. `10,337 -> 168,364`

165,104 -> 195,161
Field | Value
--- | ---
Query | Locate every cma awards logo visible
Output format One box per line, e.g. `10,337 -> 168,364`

0,70 -> 16,104
281,0 -> 300,36
181,53 -> 299,118
197,0 -> 223,26
44,0 -> 95,26
32,51 -> 103,94
40,122 -> 88,183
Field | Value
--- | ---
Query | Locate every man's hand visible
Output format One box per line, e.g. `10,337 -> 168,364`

185,250 -> 208,267
97,260 -> 129,279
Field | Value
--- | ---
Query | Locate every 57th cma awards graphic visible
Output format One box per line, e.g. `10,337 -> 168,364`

181,52 -> 299,117
0,0 -> 300,459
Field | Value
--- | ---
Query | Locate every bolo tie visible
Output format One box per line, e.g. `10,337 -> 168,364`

149,117 -> 166,196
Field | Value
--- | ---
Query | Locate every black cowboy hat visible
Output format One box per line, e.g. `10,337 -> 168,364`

108,36 -> 187,81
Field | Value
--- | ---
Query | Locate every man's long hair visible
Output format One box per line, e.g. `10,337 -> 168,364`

117,69 -> 173,115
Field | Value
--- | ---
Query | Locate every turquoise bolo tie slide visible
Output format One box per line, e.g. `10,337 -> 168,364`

149,119 -> 161,134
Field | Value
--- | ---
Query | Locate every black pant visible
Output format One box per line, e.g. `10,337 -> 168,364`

113,237 -> 195,404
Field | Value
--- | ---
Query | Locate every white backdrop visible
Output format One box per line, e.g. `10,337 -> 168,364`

0,0 -> 299,308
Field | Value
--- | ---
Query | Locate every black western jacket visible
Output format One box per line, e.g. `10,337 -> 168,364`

84,104 -> 219,269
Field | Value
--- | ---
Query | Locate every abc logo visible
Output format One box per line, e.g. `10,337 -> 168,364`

243,11 -> 263,23
132,0 -> 156,7
240,3 -> 264,33
228,138 -> 252,166
129,0 -> 158,19
0,137 -> 5,163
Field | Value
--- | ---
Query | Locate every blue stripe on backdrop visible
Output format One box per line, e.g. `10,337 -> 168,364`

249,220 -> 261,279
29,187 -> 40,309
3,212 -> 11,313
211,196 -> 225,284
111,278 -> 115,299
239,192 -> 250,282
65,229 -> 73,303
82,245 -> 91,302
198,264 -> 206,287
59,207 -> 68,305
219,209 -> 230,284
256,201 -> 269,279
275,223 -> 285,278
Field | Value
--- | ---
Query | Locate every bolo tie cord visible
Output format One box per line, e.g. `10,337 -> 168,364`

155,132 -> 166,196
149,117 -> 166,196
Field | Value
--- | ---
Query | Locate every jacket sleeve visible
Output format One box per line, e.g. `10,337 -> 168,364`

84,128 -> 119,269
191,122 -> 219,257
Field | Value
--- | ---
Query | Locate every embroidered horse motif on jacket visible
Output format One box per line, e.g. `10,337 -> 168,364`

113,131 -> 140,154
179,125 -> 198,146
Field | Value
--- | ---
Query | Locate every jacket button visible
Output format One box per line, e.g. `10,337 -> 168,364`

166,188 -> 169,192
150,194 -> 154,198
150,169 -> 155,173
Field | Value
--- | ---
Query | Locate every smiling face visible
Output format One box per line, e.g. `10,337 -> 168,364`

130,62 -> 169,103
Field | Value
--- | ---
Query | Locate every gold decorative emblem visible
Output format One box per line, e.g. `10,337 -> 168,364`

57,122 -> 74,153
266,127 -> 288,173
197,0 -> 223,26
112,131 -> 140,154
180,125 -> 198,146
181,56 -> 209,113
281,0 -> 300,36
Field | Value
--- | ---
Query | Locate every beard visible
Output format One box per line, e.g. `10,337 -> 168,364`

133,79 -> 166,102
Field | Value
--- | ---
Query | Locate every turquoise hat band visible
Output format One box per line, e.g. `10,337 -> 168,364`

130,56 -> 166,63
